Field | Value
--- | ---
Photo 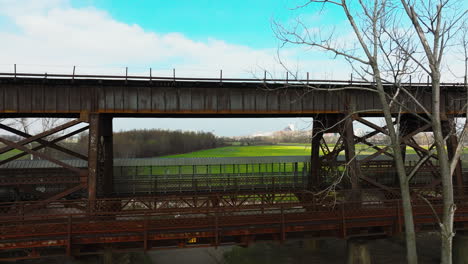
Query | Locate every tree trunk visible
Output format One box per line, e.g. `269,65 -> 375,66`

373,68 -> 418,264
432,73 -> 456,264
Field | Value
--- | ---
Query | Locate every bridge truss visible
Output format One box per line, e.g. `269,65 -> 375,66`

0,73 -> 466,261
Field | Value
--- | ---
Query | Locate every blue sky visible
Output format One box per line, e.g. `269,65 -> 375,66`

76,0 -> 291,49
0,0 -> 349,136
0,0 -> 465,136
68,0 -> 342,137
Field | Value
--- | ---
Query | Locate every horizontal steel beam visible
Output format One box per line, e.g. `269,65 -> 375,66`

0,77 -> 465,116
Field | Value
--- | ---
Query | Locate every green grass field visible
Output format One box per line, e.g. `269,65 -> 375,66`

164,145 -> 313,158
162,143 -> 420,158
0,149 -> 24,160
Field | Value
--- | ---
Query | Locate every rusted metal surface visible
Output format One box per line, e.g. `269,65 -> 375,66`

87,114 -> 99,202
0,72 -> 467,261
0,125 -> 89,166
0,118 -> 88,206
0,156 -> 454,198
0,187 -> 467,261
101,116 -> 113,196
0,75 -> 465,116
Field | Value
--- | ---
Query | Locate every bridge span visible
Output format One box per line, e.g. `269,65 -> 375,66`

0,72 -> 467,261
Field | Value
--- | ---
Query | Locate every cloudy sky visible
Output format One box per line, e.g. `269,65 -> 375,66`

0,0 -> 465,136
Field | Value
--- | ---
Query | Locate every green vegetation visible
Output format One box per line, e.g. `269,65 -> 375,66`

163,143 -> 437,158
0,149 -> 25,160
163,145 -> 312,158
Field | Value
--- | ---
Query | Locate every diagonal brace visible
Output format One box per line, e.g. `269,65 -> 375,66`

0,125 -> 89,166
0,137 -> 86,176
0,120 -> 81,153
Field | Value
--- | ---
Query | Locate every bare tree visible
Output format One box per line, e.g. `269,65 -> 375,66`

14,118 -> 35,160
4,118 -> 67,159
272,0 -> 443,262
275,0 -> 466,263
393,1 -> 467,262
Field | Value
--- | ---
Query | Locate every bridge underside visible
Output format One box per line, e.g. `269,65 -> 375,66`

0,76 -> 467,261
0,111 -> 465,261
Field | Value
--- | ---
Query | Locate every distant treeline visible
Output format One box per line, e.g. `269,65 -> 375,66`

112,129 -> 223,158
39,129 -> 224,159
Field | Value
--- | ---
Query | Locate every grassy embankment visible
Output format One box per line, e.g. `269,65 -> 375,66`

163,143 -> 422,158
140,144 -> 390,175
0,144 -> 451,175
154,144 -> 433,175
0,143 -> 428,161
0,149 -> 23,160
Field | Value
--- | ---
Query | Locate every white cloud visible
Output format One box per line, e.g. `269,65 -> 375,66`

0,1 -> 463,82
0,0 -> 351,79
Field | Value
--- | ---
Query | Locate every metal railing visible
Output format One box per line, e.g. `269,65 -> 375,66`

0,72 -> 465,86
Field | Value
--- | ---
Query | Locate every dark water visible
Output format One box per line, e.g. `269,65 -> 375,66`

25,233 -> 441,264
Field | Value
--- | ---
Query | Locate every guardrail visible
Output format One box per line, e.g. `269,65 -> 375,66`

2,187 -> 467,261
0,72 -> 466,86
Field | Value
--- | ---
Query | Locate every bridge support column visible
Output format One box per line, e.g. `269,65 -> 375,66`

310,117 -> 324,189
346,238 -> 371,264
443,118 -> 463,194
342,115 -> 361,193
453,233 -> 468,264
397,114 -> 440,188
87,114 -> 114,210
101,116 -> 114,197
309,114 -> 361,193
88,114 -> 100,202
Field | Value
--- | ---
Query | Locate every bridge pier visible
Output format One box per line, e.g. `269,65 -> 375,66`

346,238 -> 371,264
309,114 -> 361,193
310,117 -> 324,189
87,113 -> 114,201
100,116 -> 114,197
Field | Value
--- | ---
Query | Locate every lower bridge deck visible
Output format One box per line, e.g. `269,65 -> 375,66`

0,156 -> 465,261
0,155 -> 449,200
1,188 -> 468,261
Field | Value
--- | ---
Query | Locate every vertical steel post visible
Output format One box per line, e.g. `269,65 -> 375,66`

310,118 -> 323,190
88,113 -> 100,203
398,115 -> 412,186
144,214 -> 149,251
67,215 -> 72,256
101,116 -> 113,196
280,205 -> 286,242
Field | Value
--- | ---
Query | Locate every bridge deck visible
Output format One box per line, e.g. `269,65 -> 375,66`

0,188 -> 467,261
1,72 -> 467,261
0,155 -> 450,199
0,74 -> 465,117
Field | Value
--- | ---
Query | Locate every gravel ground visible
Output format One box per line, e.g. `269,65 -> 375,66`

21,232 -> 442,264
148,233 -> 441,264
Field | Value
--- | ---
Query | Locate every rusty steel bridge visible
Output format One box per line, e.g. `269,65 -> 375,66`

0,72 -> 467,261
